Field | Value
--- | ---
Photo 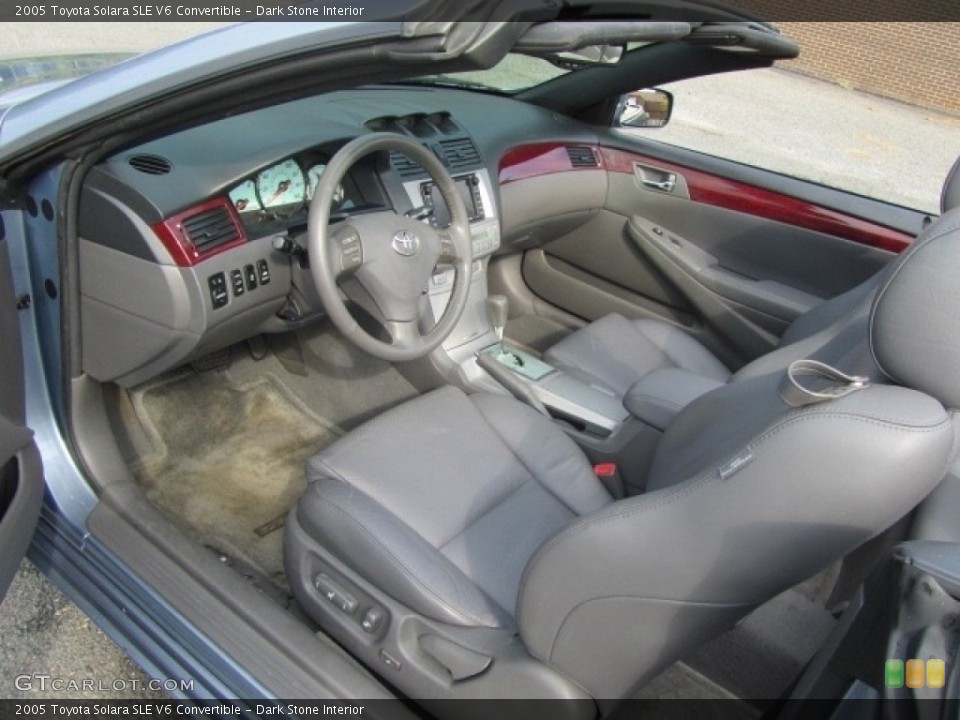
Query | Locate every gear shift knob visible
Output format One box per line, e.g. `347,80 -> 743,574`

485,294 -> 508,342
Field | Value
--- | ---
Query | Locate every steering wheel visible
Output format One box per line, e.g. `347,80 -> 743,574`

308,133 -> 473,362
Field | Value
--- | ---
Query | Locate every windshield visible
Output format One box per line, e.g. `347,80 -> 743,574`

404,42 -> 651,94
0,22 -> 234,98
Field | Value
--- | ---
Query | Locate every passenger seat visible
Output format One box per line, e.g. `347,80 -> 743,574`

544,156 -> 960,400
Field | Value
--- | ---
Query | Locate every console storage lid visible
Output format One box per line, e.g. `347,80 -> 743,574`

624,367 -> 725,431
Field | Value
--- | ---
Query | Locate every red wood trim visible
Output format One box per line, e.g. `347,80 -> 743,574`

499,143 -> 598,184
152,197 -> 247,267
598,146 -> 913,254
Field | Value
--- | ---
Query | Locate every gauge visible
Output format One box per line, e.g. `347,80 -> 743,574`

255,159 -> 307,216
228,180 -> 262,214
306,163 -> 346,207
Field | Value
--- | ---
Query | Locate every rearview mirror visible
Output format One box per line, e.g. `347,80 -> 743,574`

617,89 -> 673,128
546,45 -> 625,69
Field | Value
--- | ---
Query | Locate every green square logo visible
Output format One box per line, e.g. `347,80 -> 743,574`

885,659 -> 905,688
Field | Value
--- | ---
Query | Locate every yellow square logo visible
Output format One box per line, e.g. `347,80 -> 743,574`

927,659 -> 946,689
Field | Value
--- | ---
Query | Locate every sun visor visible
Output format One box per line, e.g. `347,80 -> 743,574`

684,22 -> 799,58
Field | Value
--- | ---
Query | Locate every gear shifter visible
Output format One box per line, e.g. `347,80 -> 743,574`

478,294 -> 549,416
485,294 -> 508,343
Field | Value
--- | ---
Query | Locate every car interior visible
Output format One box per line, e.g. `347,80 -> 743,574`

15,17 -> 960,718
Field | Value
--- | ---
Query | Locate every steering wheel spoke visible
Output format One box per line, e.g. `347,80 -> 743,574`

437,231 -> 458,264
329,223 -> 364,278
384,319 -> 423,349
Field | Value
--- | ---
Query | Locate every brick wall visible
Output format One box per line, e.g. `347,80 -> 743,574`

777,23 -> 960,115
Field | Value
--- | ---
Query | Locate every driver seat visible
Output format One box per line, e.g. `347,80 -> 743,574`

285,210 -> 960,713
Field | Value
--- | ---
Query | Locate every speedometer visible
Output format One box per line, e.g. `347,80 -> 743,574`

306,163 -> 345,207
255,159 -> 306,216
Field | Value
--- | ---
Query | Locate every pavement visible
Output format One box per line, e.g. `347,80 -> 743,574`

1,21 -> 960,701
0,560 -> 164,700
648,65 -> 960,214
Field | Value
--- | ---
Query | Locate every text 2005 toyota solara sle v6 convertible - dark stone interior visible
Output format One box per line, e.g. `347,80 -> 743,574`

2,6 -> 960,717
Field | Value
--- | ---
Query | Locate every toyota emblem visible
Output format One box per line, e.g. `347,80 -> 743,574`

391,230 -> 421,257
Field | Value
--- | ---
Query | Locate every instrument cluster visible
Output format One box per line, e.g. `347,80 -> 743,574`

227,156 -> 349,230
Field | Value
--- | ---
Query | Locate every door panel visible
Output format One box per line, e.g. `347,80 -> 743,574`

0,221 -> 44,602
610,182 -> 891,298
607,137 -> 930,237
519,139 -> 918,365
600,146 -> 916,254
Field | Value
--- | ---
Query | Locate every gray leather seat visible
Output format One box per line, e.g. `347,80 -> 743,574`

285,207 -> 960,712
544,156 -> 960,400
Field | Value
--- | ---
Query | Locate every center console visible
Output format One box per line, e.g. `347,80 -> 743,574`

477,345 -> 629,437
401,169 -> 501,349
403,169 -> 631,443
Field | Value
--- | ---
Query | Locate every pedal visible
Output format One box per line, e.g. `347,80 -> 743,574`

268,332 -> 308,377
247,335 -> 269,361
191,348 -> 231,372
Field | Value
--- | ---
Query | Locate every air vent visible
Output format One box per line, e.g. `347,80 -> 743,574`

566,146 -> 598,168
128,154 -> 172,175
439,138 -> 481,171
181,205 -> 239,253
389,150 -> 427,179
427,112 -> 461,135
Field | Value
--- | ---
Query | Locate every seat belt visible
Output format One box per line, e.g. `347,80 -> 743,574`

779,359 -> 871,407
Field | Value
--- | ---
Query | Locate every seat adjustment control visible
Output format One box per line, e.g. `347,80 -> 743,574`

315,573 -> 358,615
360,606 -> 385,634
379,649 -> 401,671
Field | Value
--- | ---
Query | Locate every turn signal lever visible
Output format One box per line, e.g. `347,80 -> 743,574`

272,234 -> 306,258
272,234 -> 308,268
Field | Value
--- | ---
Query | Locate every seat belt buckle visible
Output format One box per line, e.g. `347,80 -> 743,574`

594,463 -> 618,478
593,462 -> 625,498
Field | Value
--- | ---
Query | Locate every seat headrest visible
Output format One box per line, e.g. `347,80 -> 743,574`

870,207 -> 960,407
943,155 -> 960,214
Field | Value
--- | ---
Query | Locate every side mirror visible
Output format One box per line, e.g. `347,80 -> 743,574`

617,88 -> 673,129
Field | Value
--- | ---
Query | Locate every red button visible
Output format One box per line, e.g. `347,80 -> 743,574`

594,463 -> 617,478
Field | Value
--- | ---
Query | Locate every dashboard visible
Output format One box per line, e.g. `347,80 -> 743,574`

76,87 -> 605,387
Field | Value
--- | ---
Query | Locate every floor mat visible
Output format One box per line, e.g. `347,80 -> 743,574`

225,321 -> 421,433
632,663 -> 757,720
684,585 -> 837,705
130,370 -> 340,591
